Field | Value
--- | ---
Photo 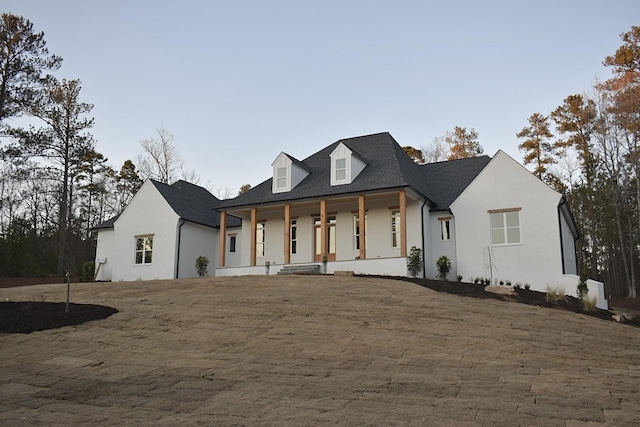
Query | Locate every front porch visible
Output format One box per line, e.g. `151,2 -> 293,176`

217,189 -> 425,277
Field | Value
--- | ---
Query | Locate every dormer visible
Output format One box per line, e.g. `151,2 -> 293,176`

330,142 -> 367,186
271,152 -> 310,193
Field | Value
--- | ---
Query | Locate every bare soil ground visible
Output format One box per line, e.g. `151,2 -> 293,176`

1,275 -> 640,425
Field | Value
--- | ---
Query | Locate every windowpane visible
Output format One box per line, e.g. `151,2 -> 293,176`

441,220 -> 450,241
505,211 -> 519,227
256,223 -> 265,257
144,251 -> 152,263
229,235 -> 236,253
507,228 -> 520,244
276,167 -> 287,189
290,220 -> 297,255
136,238 -> 144,251
335,158 -> 346,181
491,229 -> 505,245
335,158 -> 346,169
391,210 -> 400,248
135,252 -> 143,264
490,213 -> 504,229
135,236 -> 153,264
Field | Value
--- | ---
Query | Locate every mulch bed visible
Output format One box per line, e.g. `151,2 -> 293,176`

392,277 -> 640,327
0,302 -> 118,334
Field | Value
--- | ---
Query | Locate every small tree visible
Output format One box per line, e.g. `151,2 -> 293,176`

436,255 -> 451,281
407,246 -> 423,277
195,256 -> 209,277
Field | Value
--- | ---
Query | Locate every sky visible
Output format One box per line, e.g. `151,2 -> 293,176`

3,0 -> 639,194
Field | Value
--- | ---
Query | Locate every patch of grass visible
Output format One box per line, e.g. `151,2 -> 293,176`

582,295 -> 598,312
546,286 -> 567,303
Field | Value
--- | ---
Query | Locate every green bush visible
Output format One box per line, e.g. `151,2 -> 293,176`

195,256 -> 209,277
577,275 -> 589,300
407,246 -> 423,278
81,261 -> 95,282
436,255 -> 451,281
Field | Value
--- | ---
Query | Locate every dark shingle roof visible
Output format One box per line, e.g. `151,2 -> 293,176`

95,180 -> 241,229
221,132 -> 433,209
220,132 -> 492,211
420,155 -> 491,210
151,180 -> 241,228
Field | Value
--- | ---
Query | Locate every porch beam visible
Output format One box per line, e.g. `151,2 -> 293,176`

284,204 -> 291,265
219,211 -> 227,267
250,207 -> 257,266
359,195 -> 366,260
399,190 -> 407,257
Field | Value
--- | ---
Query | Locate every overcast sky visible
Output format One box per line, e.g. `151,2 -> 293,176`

3,0 -> 639,193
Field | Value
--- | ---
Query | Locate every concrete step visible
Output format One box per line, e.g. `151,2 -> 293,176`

277,264 -> 322,275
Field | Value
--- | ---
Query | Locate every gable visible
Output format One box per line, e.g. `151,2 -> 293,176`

329,142 -> 367,186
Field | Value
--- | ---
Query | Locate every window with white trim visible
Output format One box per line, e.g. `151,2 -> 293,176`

391,210 -> 400,248
256,222 -> 265,257
275,167 -> 287,190
229,235 -> 236,253
490,210 -> 521,245
353,214 -> 367,251
135,235 -> 153,264
441,220 -> 451,241
290,219 -> 297,255
335,158 -> 347,182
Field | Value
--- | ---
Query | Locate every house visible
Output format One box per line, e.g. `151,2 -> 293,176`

215,132 -> 606,308
94,179 -> 241,281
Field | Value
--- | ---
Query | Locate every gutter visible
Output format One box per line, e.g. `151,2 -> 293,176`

421,198 -> 428,278
175,219 -> 186,279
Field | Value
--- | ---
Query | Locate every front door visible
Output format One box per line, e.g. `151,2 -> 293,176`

314,216 -> 336,261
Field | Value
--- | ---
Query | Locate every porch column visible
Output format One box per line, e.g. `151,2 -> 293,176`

358,195 -> 366,260
219,211 -> 227,267
320,199 -> 327,259
399,190 -> 407,257
284,204 -> 291,265
250,207 -> 257,266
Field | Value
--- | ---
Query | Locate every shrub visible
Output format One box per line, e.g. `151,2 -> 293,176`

546,286 -> 566,303
195,256 -> 209,277
473,277 -> 480,285
436,255 -> 451,281
456,274 -> 463,282
513,282 -> 522,290
499,280 -> 504,286
505,280 -> 512,287
577,275 -> 589,300
524,283 -> 530,290
81,261 -> 95,282
407,246 -> 424,278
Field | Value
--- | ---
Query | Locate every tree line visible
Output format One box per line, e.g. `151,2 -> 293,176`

0,13 -> 240,278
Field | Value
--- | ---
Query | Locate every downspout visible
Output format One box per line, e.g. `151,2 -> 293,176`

175,219 -> 186,279
421,198 -> 428,278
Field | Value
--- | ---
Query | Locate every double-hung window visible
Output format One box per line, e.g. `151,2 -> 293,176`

256,222 -> 266,257
335,158 -> 347,182
440,219 -> 451,241
290,219 -> 297,255
276,167 -> 287,190
135,235 -> 153,264
391,209 -> 401,248
490,209 -> 521,245
353,214 -> 367,251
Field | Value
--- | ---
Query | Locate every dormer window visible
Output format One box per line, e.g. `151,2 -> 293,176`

330,142 -> 367,186
276,167 -> 287,190
335,158 -> 347,182
271,152 -> 310,194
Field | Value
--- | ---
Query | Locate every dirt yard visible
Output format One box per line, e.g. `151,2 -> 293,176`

1,275 -> 640,425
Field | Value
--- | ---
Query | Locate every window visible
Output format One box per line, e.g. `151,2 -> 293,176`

135,236 -> 153,264
391,210 -> 400,248
229,235 -> 236,253
290,219 -> 297,254
256,222 -> 265,257
335,158 -> 346,181
353,214 -> 367,251
441,220 -> 451,241
490,210 -> 521,245
276,167 -> 287,189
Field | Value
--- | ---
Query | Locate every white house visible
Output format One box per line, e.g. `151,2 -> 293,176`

94,179 -> 241,281
215,132 -> 606,308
